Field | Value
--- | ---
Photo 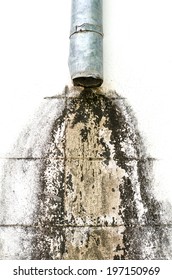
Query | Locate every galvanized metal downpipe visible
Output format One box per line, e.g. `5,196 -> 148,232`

69,0 -> 103,87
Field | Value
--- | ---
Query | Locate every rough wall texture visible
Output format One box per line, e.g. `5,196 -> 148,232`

0,87 -> 172,259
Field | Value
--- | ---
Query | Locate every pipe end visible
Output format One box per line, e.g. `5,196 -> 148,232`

73,77 -> 103,88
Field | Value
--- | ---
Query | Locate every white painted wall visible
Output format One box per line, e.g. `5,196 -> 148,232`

0,0 -> 172,204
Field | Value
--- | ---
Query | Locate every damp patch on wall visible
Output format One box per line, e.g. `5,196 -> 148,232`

0,87 -> 172,260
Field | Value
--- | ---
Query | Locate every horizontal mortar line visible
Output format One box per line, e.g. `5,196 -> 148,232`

0,156 -> 158,161
123,157 -> 158,162
44,96 -> 65,100
43,96 -> 126,100
66,97 -> 126,100
1,224 -> 172,228
66,157 -> 108,161
0,224 -> 33,228
62,157 -> 158,162
37,224 -> 172,228
0,157 -> 47,161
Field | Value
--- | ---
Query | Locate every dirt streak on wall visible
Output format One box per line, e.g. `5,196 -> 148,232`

32,88 -> 171,259
0,87 -> 171,259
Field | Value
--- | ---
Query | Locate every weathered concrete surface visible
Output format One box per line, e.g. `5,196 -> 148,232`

8,97 -> 66,158
0,227 -> 35,260
0,87 -> 172,259
0,159 -> 41,225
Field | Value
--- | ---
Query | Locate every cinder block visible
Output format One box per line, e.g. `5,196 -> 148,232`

0,159 -> 42,225
0,226 -> 35,260
3,98 -> 66,158
63,226 -> 125,260
65,159 -> 125,226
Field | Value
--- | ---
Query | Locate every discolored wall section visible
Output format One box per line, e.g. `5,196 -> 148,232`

0,87 -> 172,259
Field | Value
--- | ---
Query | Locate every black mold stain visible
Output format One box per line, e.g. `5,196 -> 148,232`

32,88 -> 171,259
119,177 -> 138,225
31,114 -> 66,259
80,127 -> 91,142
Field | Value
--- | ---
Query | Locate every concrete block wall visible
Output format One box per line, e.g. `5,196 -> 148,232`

0,0 -> 172,259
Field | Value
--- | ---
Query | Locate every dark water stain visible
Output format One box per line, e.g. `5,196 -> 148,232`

31,114 -> 66,259
31,88 -> 171,259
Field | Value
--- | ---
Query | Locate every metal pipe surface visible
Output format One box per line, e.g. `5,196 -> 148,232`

69,0 -> 103,87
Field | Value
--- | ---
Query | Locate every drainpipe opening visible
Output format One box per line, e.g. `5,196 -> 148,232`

73,76 -> 103,88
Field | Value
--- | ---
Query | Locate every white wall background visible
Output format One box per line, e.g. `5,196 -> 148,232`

0,0 -> 172,203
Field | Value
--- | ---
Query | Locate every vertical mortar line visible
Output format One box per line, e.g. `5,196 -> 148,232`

60,86 -> 68,259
